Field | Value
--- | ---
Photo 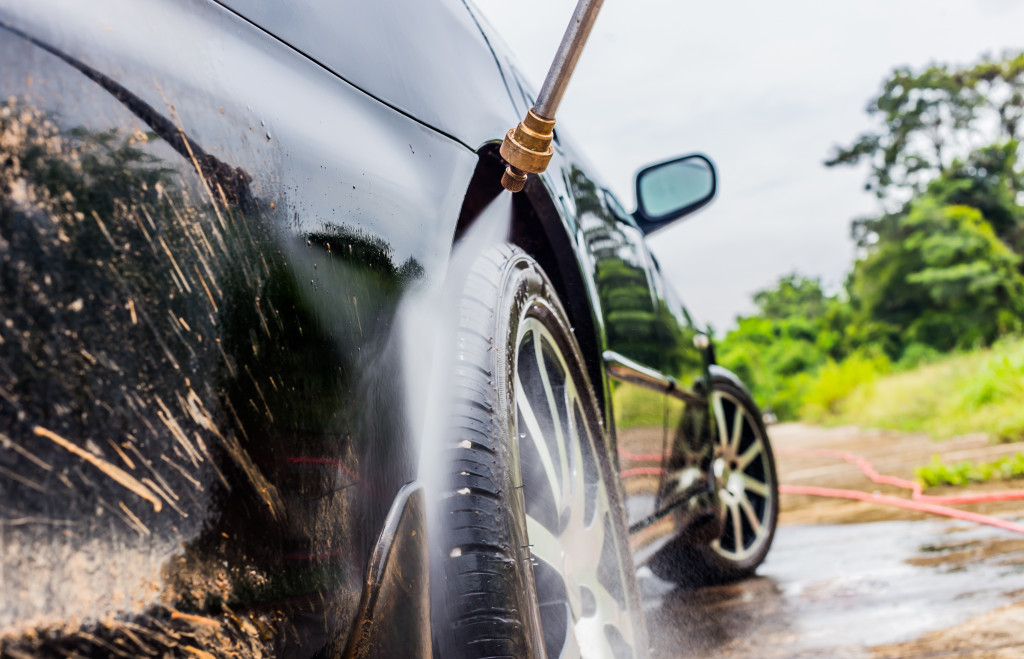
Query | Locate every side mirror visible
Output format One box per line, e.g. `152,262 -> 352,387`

633,154 -> 717,234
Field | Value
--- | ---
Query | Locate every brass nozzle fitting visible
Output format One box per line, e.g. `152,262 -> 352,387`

499,109 -> 555,192
501,166 -> 528,193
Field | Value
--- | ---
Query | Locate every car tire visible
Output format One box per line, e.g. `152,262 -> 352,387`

649,378 -> 778,586
431,244 -> 645,658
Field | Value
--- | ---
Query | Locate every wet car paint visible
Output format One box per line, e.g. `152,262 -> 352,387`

214,0 -> 521,150
0,0 -> 474,653
1,0 -> 732,654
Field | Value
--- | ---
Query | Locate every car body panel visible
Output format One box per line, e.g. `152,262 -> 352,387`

0,0 -> 474,652
0,0 -> 731,652
215,0 -> 521,151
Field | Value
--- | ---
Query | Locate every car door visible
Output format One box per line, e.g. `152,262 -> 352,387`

576,183 -> 711,562
564,176 -> 664,524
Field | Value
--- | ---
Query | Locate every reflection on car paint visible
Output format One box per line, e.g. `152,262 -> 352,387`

563,162 -> 714,559
0,6 -> 475,652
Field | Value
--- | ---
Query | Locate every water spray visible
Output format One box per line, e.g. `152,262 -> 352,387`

500,0 -> 604,192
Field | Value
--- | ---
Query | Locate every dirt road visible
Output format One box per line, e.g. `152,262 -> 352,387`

642,424 -> 1024,658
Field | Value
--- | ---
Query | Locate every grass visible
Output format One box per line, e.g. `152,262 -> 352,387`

802,336 -> 1024,443
800,353 -> 891,419
916,452 -> 1024,487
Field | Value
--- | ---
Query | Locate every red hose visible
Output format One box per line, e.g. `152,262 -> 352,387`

778,448 -> 1024,535
617,445 -> 1024,533
617,449 -> 663,463
619,467 -> 664,479
777,448 -> 1024,504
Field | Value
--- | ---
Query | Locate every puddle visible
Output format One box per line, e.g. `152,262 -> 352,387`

641,519 -> 1024,657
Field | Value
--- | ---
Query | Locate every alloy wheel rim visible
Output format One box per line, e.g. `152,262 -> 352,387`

709,389 -> 774,563
513,313 -> 637,659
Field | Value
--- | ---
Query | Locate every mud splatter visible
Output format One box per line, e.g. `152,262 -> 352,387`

32,426 -> 162,512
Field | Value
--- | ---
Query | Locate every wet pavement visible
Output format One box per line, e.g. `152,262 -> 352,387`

641,520 -> 1024,657
641,424 -> 1024,658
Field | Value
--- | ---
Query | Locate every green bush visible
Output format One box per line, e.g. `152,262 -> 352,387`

896,343 -> 942,370
916,452 -> 1024,488
800,352 -> 890,419
960,348 -> 1024,409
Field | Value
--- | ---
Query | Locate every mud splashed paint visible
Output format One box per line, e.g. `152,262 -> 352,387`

32,425 -> 163,512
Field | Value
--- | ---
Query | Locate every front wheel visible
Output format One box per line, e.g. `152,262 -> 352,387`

431,245 -> 645,658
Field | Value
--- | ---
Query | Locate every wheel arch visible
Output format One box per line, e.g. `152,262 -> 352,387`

454,145 -> 608,416
706,364 -> 755,402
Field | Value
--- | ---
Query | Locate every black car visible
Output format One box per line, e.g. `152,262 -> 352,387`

0,1 -> 778,657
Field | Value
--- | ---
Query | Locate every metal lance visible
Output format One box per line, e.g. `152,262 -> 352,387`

500,0 -> 604,192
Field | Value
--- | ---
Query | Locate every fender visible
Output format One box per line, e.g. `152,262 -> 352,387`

343,483 -> 430,659
708,364 -> 755,400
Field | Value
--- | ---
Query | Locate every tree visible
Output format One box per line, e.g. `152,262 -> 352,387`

717,275 -> 853,419
929,141 -> 1024,254
826,52 -> 1024,204
752,273 -> 829,320
849,198 -> 1024,351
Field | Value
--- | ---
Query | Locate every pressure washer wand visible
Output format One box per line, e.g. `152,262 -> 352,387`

500,0 -> 604,192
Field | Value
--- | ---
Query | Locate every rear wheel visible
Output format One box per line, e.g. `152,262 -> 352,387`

650,379 -> 778,586
706,382 -> 778,576
432,245 -> 644,658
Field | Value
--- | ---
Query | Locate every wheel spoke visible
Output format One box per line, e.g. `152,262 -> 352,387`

738,440 -> 763,470
743,474 -> 770,498
566,403 -> 588,519
534,334 -> 571,506
712,393 -> 728,449
525,514 -> 564,573
730,405 -> 745,451
738,494 -> 762,536
577,578 -> 632,657
526,514 -> 582,617
517,376 -> 563,505
569,510 -> 634,659
566,486 -> 606,578
730,500 -> 744,552
592,576 -> 631,632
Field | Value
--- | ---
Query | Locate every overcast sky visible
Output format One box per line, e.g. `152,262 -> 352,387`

472,0 -> 1024,332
